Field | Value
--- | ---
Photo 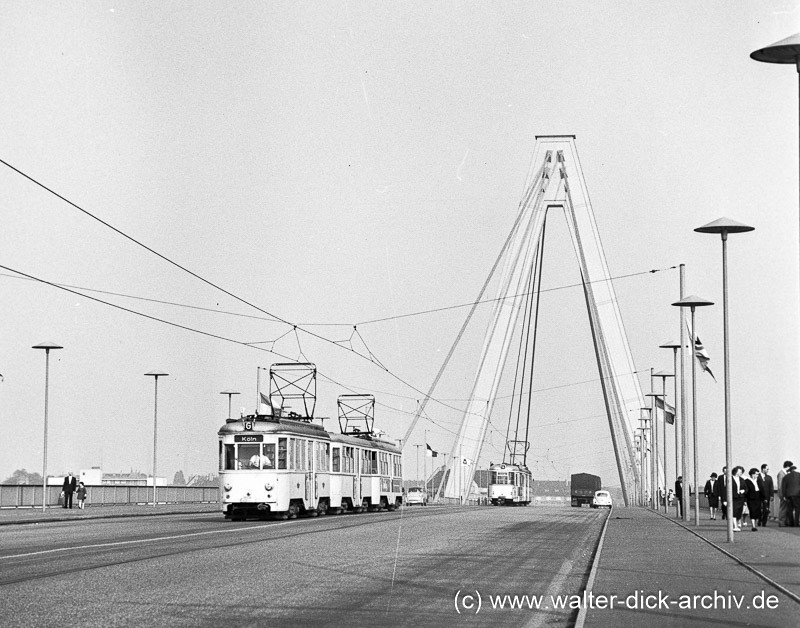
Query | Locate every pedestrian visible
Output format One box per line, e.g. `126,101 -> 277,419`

674,476 -> 683,517
744,468 -> 763,531
62,472 -> 77,509
704,472 -> 719,519
728,466 -> 747,532
714,466 -> 728,521
76,482 -> 88,509
777,460 -> 794,527
780,465 -> 800,527
760,464 -> 774,527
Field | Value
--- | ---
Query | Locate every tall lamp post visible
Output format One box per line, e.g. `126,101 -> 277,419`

645,392 -> 666,512
638,408 -> 653,508
639,409 -> 653,508
33,342 -> 62,512
145,371 -> 169,507
672,295 -> 714,528
653,372 -> 675,515
660,341 -> 684,518
695,217 -> 754,542
220,390 -> 240,421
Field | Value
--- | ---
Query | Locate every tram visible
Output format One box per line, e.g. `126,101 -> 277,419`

218,365 -> 403,520
488,462 -> 533,506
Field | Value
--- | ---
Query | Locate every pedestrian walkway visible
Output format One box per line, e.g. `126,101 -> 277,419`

0,502 -> 219,525
582,506 -> 800,627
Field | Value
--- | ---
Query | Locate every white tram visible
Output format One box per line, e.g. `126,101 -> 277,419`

218,415 -> 403,520
488,462 -> 533,506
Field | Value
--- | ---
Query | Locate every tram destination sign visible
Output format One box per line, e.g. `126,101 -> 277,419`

234,435 -> 263,443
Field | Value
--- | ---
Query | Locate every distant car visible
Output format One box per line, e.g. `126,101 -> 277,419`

591,490 -> 612,509
406,487 -> 428,506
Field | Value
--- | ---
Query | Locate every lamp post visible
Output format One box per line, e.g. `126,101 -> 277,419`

639,409 -> 653,508
646,392 -> 666,512
653,372 -> 675,515
638,415 -> 652,507
660,340 -> 684,518
220,390 -> 240,421
32,342 -> 62,512
695,217 -> 754,542
672,295 -> 714,528
145,371 -> 169,507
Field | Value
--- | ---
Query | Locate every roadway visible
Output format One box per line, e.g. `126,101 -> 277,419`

0,505 -> 606,627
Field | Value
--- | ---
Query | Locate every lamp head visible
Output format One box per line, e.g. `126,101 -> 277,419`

672,295 -> 714,308
694,217 -> 754,235
750,33 -> 800,64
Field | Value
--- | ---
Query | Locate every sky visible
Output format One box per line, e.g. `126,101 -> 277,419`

1,2 -> 798,492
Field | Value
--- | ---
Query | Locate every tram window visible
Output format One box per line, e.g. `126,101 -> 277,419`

289,438 -> 296,470
332,447 -> 341,472
299,439 -> 305,471
343,446 -> 354,473
278,438 -> 287,469
224,444 -> 236,471
309,441 -> 314,471
509,472 -> 515,485
380,452 -> 389,476
371,452 -> 378,474
319,442 -> 330,472
262,443 -> 275,470
239,444 -> 261,469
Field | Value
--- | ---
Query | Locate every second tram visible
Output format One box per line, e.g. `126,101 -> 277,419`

488,462 -> 533,506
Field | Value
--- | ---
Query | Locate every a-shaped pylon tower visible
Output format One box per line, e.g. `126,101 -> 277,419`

442,135 -> 643,505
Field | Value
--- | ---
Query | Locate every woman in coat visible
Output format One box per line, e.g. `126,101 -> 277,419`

731,466 -> 747,532
744,468 -> 763,531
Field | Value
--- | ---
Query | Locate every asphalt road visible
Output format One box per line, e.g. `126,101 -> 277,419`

0,505 -> 608,627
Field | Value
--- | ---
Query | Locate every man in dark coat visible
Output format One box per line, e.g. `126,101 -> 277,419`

781,465 -> 800,527
714,467 -> 728,520
674,476 -> 683,517
62,472 -> 77,509
760,463 -> 774,527
777,461 -> 794,527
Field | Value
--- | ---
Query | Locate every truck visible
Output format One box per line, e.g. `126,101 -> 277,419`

571,473 -> 601,507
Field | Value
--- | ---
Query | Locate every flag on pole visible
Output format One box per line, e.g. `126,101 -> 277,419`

686,322 -> 717,382
426,443 -> 438,458
260,392 -> 282,416
654,396 -> 676,425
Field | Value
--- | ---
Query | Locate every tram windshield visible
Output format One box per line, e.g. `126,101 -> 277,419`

221,442 -> 277,470
490,471 -> 509,485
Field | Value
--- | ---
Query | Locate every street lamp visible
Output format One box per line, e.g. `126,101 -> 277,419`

695,217 -> 754,542
220,390 -> 240,421
145,371 -> 169,507
672,295 -> 714,528
646,392 -> 666,512
639,408 -> 653,508
660,340 -> 685,519
653,371 -> 675,515
32,342 -> 63,512
638,414 -> 652,507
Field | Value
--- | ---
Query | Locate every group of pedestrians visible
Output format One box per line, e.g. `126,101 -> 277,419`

702,461 -> 800,531
61,472 -> 88,509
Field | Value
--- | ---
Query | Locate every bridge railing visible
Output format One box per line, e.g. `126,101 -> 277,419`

0,484 -> 219,508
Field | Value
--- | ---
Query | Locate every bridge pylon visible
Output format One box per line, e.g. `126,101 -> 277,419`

442,135 -> 643,505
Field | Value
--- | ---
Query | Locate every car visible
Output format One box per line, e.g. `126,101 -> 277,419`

591,490 -> 612,509
405,486 -> 428,506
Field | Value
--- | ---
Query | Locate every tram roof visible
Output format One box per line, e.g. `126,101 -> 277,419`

218,417 -> 329,438
218,417 -> 401,453
488,462 -> 531,472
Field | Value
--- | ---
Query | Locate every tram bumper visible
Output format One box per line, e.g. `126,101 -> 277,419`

256,503 -> 271,512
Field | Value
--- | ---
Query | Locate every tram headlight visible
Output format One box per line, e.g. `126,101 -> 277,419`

223,483 -> 232,492
264,483 -> 273,491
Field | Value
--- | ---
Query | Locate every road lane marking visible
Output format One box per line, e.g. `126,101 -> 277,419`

0,520 -> 297,561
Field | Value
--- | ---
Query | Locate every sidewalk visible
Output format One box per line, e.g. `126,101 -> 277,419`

0,502 -> 220,525
583,506 -> 800,627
